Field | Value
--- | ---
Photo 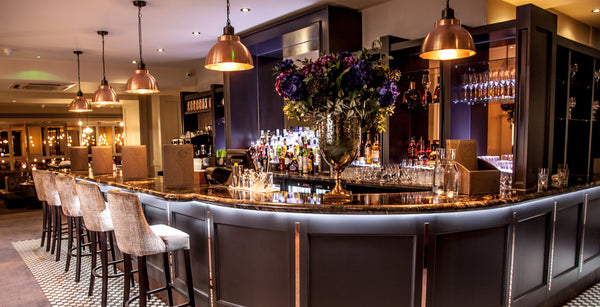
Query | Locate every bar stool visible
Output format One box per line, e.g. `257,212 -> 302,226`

38,170 -> 68,261
31,170 -> 50,248
55,174 -> 90,282
107,189 -> 195,307
76,181 -> 120,307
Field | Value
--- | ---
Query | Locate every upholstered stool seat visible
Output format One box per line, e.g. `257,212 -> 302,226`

107,189 -> 195,307
76,181 -> 121,307
37,170 -> 69,260
55,174 -> 91,282
31,170 -> 50,248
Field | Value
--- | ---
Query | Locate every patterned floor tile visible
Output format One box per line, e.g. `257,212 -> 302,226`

12,238 -> 166,307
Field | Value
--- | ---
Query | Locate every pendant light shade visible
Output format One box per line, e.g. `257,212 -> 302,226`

420,0 -> 476,61
205,0 -> 253,71
69,51 -> 93,113
126,0 -> 159,94
93,31 -> 120,104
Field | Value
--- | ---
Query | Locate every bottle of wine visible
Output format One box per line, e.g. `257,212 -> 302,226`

403,81 -> 422,109
421,74 -> 432,105
408,136 -> 416,159
371,135 -> 380,165
365,138 -> 372,164
433,76 -> 441,104
444,148 -> 459,198
432,148 -> 445,195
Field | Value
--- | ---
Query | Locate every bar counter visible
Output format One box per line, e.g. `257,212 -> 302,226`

67,170 -> 600,307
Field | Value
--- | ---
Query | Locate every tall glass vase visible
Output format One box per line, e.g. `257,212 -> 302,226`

316,113 -> 360,203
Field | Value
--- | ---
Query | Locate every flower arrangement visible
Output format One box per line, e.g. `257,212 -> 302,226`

501,102 -> 515,124
273,49 -> 400,133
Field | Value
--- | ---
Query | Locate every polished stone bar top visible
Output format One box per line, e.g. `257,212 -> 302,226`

67,171 -> 600,214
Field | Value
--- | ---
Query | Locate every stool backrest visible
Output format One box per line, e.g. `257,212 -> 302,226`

39,171 -> 61,207
31,170 -> 47,202
55,174 -> 82,217
106,189 -> 166,257
75,181 -> 113,232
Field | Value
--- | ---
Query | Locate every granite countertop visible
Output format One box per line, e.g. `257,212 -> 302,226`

67,170 -> 600,214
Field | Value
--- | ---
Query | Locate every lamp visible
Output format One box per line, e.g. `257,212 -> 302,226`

205,0 -> 253,71
69,51 -> 93,112
420,0 -> 476,61
93,31 -> 119,104
126,0 -> 159,94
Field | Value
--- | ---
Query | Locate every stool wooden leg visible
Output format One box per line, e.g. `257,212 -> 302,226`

75,217 -> 83,282
99,231 -> 109,307
41,201 -> 47,247
55,207 -> 62,261
184,249 -> 195,307
138,256 -> 148,307
163,252 -> 174,306
45,203 -> 52,252
122,253 -> 131,307
65,216 -> 74,271
88,231 -> 97,297
108,231 -> 118,274
50,206 -> 57,254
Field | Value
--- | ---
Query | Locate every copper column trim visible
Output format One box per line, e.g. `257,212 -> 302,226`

548,201 -> 558,292
421,222 -> 430,307
507,212 -> 517,307
580,194 -> 589,273
294,222 -> 300,307
207,210 -> 214,307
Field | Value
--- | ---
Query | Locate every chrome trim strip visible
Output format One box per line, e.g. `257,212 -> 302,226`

508,212 -> 517,307
295,222 -> 300,307
580,194 -> 589,273
421,222 -> 429,307
207,210 -> 214,307
548,201 -> 557,291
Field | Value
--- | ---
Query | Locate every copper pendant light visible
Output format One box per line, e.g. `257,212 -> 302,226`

93,31 -> 120,104
69,51 -> 93,112
126,0 -> 159,94
205,0 -> 253,71
420,0 -> 476,61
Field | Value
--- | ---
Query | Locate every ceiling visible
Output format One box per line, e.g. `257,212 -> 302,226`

0,0 -> 597,99
502,0 -> 600,28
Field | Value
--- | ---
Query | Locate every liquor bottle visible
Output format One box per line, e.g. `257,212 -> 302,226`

432,148 -> 445,195
421,74 -> 432,105
285,150 -> 293,170
365,138 -> 372,164
290,157 -> 298,173
403,81 -> 422,109
444,148 -> 459,198
408,136 -> 416,158
308,148 -> 314,174
433,76 -> 441,104
314,147 -> 321,173
371,135 -> 380,164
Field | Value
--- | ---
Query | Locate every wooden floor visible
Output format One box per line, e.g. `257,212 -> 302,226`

0,206 -> 50,307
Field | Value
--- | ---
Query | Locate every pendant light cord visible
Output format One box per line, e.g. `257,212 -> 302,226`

75,51 -> 83,94
101,33 -> 107,82
226,0 -> 231,26
138,4 -> 144,67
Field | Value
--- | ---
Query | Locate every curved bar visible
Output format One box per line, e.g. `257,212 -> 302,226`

68,171 -> 600,306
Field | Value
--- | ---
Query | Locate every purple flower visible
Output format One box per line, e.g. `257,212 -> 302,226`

275,71 -> 306,101
345,60 -> 372,89
274,59 -> 295,73
378,80 -> 400,107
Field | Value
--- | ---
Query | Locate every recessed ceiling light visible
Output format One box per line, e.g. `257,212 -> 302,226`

592,9 -> 600,13
132,60 -> 137,64
192,31 -> 201,35
157,48 -> 165,52
240,7 -> 251,12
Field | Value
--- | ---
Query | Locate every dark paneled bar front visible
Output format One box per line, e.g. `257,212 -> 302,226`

71,172 -> 600,306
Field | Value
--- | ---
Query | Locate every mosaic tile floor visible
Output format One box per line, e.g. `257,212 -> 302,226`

564,282 -> 600,306
12,238 -> 166,307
